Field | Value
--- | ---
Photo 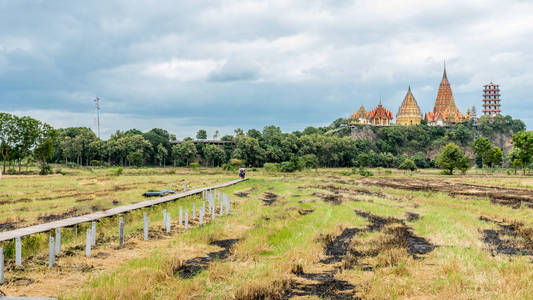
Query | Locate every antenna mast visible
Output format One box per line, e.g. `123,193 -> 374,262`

94,97 -> 101,139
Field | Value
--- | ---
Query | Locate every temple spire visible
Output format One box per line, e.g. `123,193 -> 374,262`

443,60 -> 447,80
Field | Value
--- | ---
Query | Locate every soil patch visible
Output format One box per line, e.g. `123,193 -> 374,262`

287,228 -> 358,299
360,177 -> 533,208
312,192 -> 342,205
176,239 -> 239,279
0,219 -> 25,232
479,216 -> 533,256
262,192 -> 278,206
406,212 -> 420,222
298,208 -> 315,216
37,208 -> 78,222
354,210 -> 435,257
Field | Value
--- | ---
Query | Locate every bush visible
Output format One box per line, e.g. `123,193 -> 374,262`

110,167 -> 123,176
398,158 -> 417,172
229,158 -> 244,168
40,164 -> 52,175
281,161 -> 296,173
190,162 -> 199,170
301,154 -> 319,169
90,160 -> 100,166
358,168 -> 373,177
264,163 -> 281,173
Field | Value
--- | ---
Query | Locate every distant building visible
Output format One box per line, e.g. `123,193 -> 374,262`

369,101 -> 393,126
396,86 -> 422,125
350,105 -> 370,124
425,64 -> 463,125
482,82 -> 501,117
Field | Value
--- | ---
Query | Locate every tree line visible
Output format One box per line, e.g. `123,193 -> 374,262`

0,111 -> 531,175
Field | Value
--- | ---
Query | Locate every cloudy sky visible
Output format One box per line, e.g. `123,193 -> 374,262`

1,0 -> 531,139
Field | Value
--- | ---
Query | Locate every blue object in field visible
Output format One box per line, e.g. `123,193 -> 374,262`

143,189 -> 175,197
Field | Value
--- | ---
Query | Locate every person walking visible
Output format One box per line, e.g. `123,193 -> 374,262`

238,168 -> 246,179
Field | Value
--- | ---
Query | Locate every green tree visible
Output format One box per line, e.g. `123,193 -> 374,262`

473,137 -> 492,168
232,136 -> 265,167
435,143 -> 471,175
203,144 -> 225,167
196,129 -> 207,140
357,153 -> 370,168
155,143 -> 168,167
127,151 -> 144,167
172,141 -> 197,166
489,146 -> 503,167
0,113 -> 16,174
13,116 -> 40,172
34,123 -> 57,175
399,158 -> 417,172
511,131 -> 533,174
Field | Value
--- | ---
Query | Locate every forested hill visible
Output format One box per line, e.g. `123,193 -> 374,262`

331,115 -> 525,158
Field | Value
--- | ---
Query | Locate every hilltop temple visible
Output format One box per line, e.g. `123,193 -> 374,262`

425,65 -> 463,126
369,101 -> 393,126
350,105 -> 369,124
396,86 -> 422,125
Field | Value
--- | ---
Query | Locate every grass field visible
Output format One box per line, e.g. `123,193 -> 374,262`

1,167 -> 533,299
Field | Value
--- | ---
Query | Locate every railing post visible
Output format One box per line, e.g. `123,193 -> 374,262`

166,213 -> 171,233
143,212 -> 149,241
163,209 -> 167,229
85,229 -> 91,257
55,228 -> 61,254
15,237 -> 21,266
0,247 -> 4,284
48,236 -> 55,268
118,217 -> 124,248
185,211 -> 189,230
179,206 -> 183,225
91,222 -> 96,246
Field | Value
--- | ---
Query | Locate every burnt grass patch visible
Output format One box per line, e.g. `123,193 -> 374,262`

360,177 -> 533,209
298,208 -> 315,216
176,239 -> 239,279
312,192 -> 342,205
479,216 -> 533,256
354,210 -> 435,258
261,192 -> 278,206
287,228 -> 359,299
406,212 -> 420,222
37,208 -> 79,222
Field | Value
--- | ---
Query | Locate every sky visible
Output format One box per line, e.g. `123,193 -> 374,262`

1,0 -> 532,139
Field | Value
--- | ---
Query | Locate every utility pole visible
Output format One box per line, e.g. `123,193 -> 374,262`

94,97 -> 101,139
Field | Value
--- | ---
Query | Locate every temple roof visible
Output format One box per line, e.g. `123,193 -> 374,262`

369,102 -> 393,120
397,86 -> 422,118
429,64 -> 463,122
350,105 -> 369,120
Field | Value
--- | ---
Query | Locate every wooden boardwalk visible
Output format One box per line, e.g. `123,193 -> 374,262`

0,179 -> 246,242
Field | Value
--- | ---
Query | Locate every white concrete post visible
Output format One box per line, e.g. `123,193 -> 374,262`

118,217 -> 124,248
179,206 -> 183,225
85,229 -> 91,257
220,198 -> 223,215
55,228 -> 61,254
143,212 -> 149,241
74,224 -> 78,236
185,211 -> 189,230
225,194 -> 230,215
0,247 -> 4,284
211,205 -> 215,221
166,213 -> 171,233
15,237 -> 21,266
48,236 -> 55,268
199,210 -> 204,225
163,209 -> 167,229
91,221 -> 96,246
182,183 -> 186,191
192,203 -> 196,219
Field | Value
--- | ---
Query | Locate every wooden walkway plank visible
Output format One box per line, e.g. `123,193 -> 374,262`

0,179 -> 246,242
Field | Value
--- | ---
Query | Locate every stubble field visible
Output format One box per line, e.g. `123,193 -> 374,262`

0,167 -> 533,299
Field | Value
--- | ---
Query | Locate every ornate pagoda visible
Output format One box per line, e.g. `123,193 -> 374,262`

425,64 -> 463,125
369,101 -> 393,126
350,105 -> 370,124
396,86 -> 422,125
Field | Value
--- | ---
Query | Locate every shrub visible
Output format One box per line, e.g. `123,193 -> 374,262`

281,161 -> 296,173
190,162 -> 199,170
110,167 -> 123,176
40,164 -> 52,175
398,158 -> 417,172
90,160 -> 100,166
301,154 -> 319,169
264,163 -> 281,173
229,158 -> 244,168
358,168 -> 374,177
